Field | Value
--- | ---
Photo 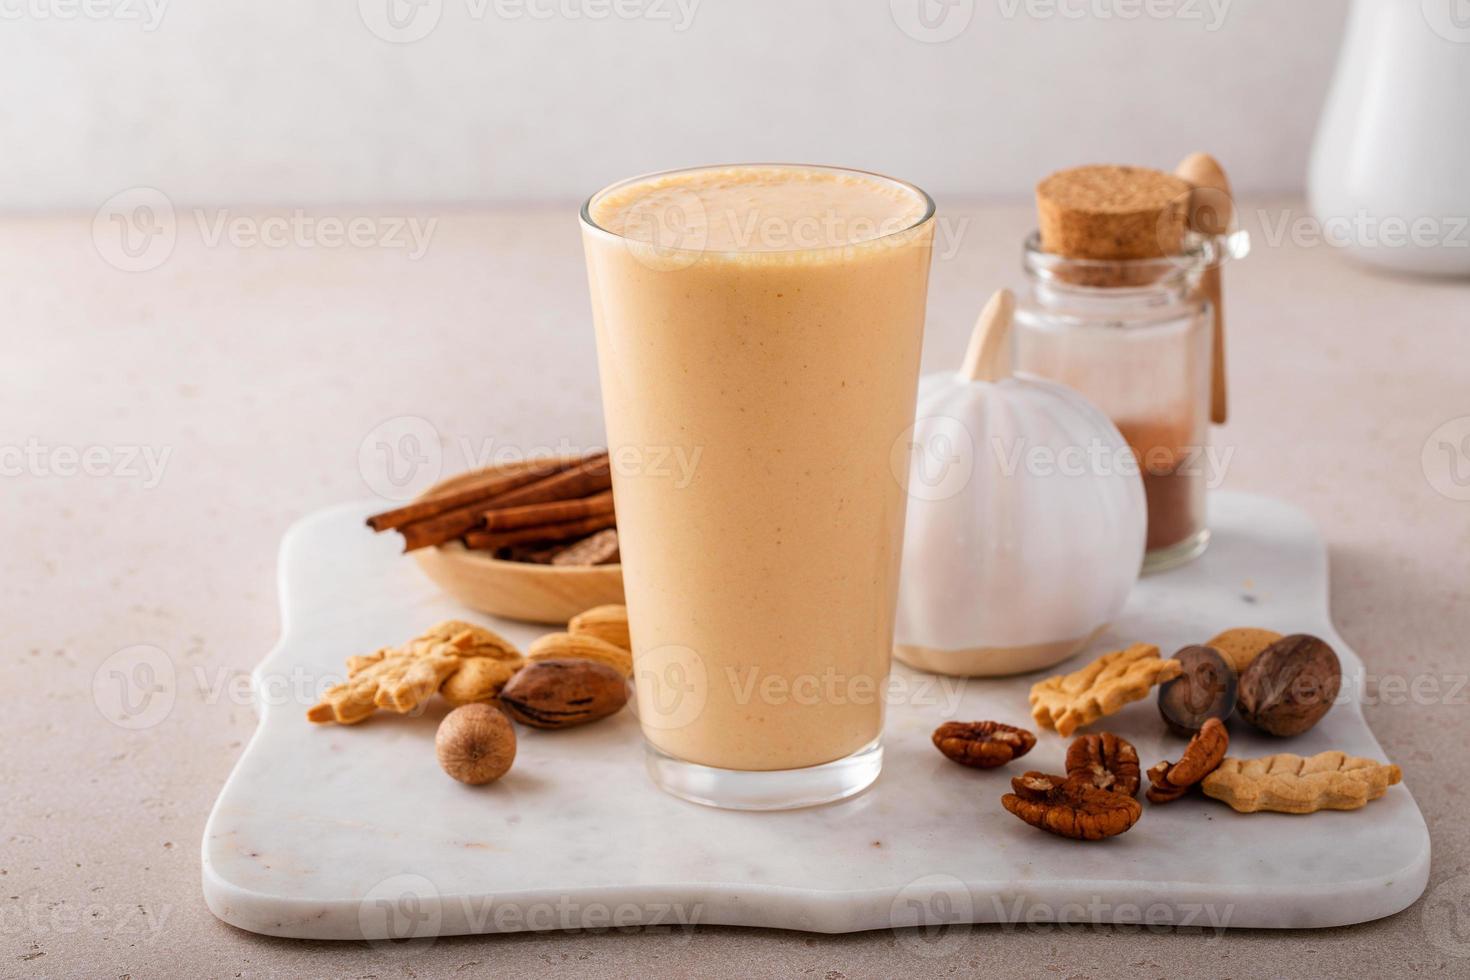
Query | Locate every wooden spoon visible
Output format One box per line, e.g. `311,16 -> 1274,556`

1175,152 -> 1232,425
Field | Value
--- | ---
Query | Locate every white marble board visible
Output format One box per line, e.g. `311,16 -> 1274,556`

202,492 -> 1430,939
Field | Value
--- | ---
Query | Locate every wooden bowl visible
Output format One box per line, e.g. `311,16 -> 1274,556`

410,465 -> 624,624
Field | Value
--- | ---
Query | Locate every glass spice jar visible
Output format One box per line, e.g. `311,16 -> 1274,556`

1012,231 -> 1243,573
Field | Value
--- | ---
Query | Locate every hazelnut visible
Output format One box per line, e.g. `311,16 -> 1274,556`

436,703 -> 516,785
1156,645 -> 1237,737
1237,634 -> 1342,737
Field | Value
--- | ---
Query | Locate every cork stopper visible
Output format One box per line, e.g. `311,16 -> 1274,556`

1036,165 -> 1192,261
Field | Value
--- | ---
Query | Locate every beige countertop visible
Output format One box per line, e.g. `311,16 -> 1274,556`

6,200 -> 1469,978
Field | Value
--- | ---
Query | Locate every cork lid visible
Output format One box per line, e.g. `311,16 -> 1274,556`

1036,164 -> 1192,262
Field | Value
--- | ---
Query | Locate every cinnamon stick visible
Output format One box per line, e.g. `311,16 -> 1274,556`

482,490 -> 614,532
396,452 -> 610,552
483,454 -> 611,509
365,457 -> 568,532
463,511 -> 617,551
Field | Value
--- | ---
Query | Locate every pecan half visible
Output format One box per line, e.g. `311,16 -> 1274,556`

1065,732 -> 1141,797
1001,771 -> 1143,840
1146,717 -> 1230,803
932,721 -> 1037,769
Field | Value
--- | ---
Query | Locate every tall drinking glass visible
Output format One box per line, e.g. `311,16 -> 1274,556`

580,164 -> 935,809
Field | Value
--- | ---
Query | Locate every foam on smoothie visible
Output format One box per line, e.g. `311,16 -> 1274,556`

589,165 -> 929,254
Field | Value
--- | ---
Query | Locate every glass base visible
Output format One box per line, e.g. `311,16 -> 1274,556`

1143,527 -> 1210,574
644,738 -> 883,811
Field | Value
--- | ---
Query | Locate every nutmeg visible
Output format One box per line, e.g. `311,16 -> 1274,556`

1237,634 -> 1342,737
436,703 -> 516,785
1156,644 -> 1237,737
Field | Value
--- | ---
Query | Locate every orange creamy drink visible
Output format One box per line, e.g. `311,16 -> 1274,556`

581,165 -> 935,808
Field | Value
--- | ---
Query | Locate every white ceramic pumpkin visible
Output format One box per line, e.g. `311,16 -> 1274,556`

894,290 -> 1146,677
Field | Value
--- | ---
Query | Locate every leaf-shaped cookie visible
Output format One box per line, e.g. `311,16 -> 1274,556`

308,619 -> 522,724
1201,751 -> 1402,814
308,650 -> 462,724
1029,643 -> 1181,737
408,620 -> 521,662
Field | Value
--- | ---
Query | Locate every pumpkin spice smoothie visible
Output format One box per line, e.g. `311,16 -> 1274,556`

581,165 -> 935,807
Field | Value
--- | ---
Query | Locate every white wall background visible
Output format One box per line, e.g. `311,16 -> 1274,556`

1,0 -> 1347,209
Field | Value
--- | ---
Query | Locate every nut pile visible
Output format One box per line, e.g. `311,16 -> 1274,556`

931,720 -> 1149,840
935,626 -> 1396,835
307,605 -> 635,785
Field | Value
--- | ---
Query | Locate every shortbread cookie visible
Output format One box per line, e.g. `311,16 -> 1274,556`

406,620 -> 522,662
1202,751 -> 1402,814
308,649 -> 463,724
309,620 -> 523,724
1029,644 -> 1181,737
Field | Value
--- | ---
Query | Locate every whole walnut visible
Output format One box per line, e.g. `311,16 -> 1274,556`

1157,645 -> 1237,737
1237,634 -> 1342,737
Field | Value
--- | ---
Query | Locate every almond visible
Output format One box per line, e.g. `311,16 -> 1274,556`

526,631 -> 632,678
568,604 -> 631,651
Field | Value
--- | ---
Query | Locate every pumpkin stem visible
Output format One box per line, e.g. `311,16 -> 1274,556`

958,288 -> 1015,383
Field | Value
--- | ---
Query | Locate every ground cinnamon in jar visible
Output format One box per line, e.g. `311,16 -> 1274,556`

1021,163 -> 1218,568
1113,416 -> 1205,553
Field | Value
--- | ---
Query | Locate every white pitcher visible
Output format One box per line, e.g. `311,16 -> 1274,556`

1308,0 -> 1470,276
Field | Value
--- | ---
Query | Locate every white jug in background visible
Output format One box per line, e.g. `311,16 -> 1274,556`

1309,0 -> 1470,276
